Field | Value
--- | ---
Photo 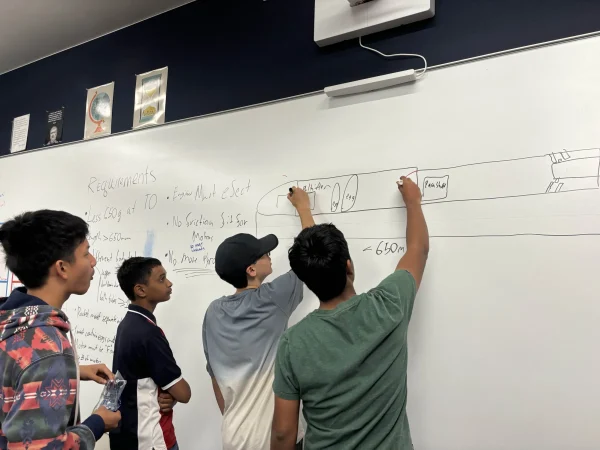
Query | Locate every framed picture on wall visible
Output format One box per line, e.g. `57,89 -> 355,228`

84,82 -> 114,140
133,67 -> 168,129
44,107 -> 64,146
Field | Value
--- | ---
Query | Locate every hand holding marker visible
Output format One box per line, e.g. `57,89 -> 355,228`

287,187 -> 312,212
397,171 -> 422,207
397,169 -> 418,187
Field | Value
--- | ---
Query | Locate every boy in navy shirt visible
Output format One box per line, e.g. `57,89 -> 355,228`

110,257 -> 191,450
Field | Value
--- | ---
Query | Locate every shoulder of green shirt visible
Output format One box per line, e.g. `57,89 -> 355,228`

373,269 -> 416,291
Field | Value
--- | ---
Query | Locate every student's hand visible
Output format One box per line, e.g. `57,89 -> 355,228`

94,406 -> 121,431
158,391 -> 177,413
397,176 -> 422,207
287,187 -> 311,211
80,364 -> 115,384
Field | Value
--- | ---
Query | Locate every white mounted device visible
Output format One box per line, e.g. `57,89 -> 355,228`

347,0 -> 375,6
324,69 -> 416,97
315,0 -> 435,47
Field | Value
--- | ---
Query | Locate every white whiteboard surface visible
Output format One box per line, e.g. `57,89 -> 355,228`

1,35 -> 600,450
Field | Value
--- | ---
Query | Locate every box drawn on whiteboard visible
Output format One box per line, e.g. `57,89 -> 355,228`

423,176 -> 449,201
276,191 -> 316,214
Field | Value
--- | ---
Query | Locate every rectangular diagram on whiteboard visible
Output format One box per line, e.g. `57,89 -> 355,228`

256,148 -> 600,237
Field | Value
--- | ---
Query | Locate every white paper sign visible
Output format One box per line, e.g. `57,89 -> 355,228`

133,67 -> 168,129
85,82 -> 114,140
10,114 -> 30,153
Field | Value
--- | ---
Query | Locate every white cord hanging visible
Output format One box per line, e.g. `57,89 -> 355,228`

359,36 -> 428,79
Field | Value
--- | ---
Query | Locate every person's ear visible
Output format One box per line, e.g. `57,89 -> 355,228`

246,264 -> 257,278
346,259 -> 355,281
54,260 -> 69,281
134,284 -> 146,299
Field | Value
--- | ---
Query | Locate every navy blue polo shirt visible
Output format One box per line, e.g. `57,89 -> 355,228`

109,304 -> 182,450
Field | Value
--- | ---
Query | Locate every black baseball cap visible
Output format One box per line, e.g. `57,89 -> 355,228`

215,233 -> 279,287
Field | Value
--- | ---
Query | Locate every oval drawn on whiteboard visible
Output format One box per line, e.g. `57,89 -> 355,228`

331,183 -> 341,212
341,175 -> 358,212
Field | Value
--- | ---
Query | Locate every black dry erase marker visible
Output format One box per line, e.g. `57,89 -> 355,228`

289,187 -> 294,195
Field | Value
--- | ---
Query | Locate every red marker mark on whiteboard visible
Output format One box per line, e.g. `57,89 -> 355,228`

398,170 -> 418,186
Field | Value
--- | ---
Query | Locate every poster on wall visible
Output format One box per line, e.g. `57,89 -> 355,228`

44,108 -> 64,146
10,114 -> 30,153
84,82 -> 114,140
133,66 -> 168,129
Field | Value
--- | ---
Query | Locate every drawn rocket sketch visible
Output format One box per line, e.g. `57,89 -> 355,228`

256,148 -> 600,238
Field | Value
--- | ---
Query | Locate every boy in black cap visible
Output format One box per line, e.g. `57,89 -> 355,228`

203,187 -> 314,450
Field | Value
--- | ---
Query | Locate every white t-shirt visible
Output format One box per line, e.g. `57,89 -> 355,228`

203,272 -> 305,449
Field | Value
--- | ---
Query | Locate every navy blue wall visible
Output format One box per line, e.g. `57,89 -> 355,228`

1,0 -> 600,155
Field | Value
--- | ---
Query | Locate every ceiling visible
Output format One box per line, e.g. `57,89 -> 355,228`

0,0 -> 195,75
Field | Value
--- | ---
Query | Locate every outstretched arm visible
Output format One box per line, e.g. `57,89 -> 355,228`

288,187 -> 315,229
396,177 -> 429,289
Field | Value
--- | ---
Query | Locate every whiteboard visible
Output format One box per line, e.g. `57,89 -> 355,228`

1,34 -> 600,450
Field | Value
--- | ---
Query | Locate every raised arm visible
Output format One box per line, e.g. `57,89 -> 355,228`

288,187 -> 315,229
396,176 -> 429,289
259,187 -> 313,317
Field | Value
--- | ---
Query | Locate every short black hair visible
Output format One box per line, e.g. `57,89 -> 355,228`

288,224 -> 350,302
117,257 -> 162,301
0,210 -> 89,289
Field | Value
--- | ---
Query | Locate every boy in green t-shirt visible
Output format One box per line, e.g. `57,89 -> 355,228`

271,177 -> 429,450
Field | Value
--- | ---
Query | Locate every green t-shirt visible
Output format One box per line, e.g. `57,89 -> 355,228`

273,270 -> 417,450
